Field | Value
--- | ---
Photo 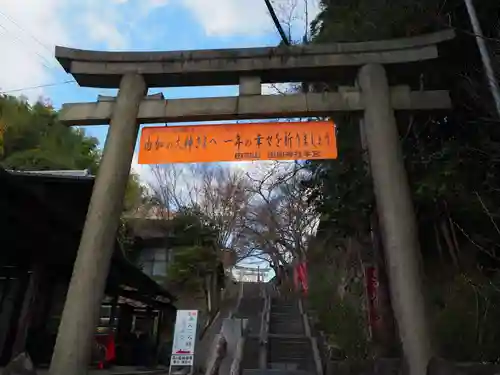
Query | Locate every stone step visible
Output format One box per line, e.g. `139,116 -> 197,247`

241,336 -> 261,370
269,317 -> 304,335
268,337 -> 315,372
271,308 -> 302,318
238,298 -> 264,313
271,313 -> 300,319
270,301 -> 299,309
243,370 -> 312,375
235,296 -> 264,334
270,306 -> 300,315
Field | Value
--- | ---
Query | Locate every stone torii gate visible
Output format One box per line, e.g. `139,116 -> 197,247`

51,30 -> 454,375
234,266 -> 271,282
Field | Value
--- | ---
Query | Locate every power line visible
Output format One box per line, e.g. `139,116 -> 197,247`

0,22 -> 53,70
0,9 -> 53,54
0,80 -> 76,94
263,0 -> 290,46
0,10 -> 64,74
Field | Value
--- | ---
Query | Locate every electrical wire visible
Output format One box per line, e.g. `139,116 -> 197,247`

0,10 -> 54,54
0,10 -> 75,95
0,10 -> 66,74
0,80 -> 76,95
0,23 -> 53,70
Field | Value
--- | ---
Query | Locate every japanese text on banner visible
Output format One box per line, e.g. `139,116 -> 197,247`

138,121 -> 337,164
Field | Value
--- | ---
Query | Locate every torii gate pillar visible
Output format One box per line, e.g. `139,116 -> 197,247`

359,63 -> 432,375
52,30 -> 454,375
49,73 -> 147,375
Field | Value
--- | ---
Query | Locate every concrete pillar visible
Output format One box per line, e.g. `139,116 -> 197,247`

358,64 -> 433,375
359,119 -> 398,356
239,76 -> 261,96
49,73 -> 147,375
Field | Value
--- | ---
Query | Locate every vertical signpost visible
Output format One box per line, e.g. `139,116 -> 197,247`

170,310 -> 199,374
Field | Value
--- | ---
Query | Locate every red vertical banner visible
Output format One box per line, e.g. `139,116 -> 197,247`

364,265 -> 380,338
299,262 -> 308,295
293,262 -> 309,295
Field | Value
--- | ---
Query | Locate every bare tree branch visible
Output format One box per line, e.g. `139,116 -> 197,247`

244,161 -> 319,264
146,164 -> 257,262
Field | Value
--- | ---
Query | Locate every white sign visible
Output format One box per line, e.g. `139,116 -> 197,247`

171,310 -> 198,357
171,354 -> 194,366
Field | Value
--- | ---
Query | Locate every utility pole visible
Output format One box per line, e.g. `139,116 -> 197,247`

463,0 -> 500,118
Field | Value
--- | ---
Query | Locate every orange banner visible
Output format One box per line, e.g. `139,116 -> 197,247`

138,121 -> 337,164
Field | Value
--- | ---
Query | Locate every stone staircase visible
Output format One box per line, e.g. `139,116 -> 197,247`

269,299 -> 304,336
266,298 -> 316,373
236,284 -> 322,375
234,297 -> 263,335
268,336 -> 315,371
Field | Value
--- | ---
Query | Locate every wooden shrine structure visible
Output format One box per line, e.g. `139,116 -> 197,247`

0,168 -> 175,367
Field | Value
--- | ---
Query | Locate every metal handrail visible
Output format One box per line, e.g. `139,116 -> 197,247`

204,334 -> 227,375
258,285 -> 271,369
229,334 -> 246,375
298,298 -> 324,375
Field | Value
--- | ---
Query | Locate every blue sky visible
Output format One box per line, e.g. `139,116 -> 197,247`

45,4 -> 283,147
0,0 -> 318,149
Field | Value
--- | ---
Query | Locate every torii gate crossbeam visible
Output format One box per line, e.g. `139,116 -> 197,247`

49,30 -> 454,375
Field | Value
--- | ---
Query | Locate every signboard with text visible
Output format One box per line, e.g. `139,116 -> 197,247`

170,310 -> 198,367
170,354 -> 194,366
138,121 -> 337,164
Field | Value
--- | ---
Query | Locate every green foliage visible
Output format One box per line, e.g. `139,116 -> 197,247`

166,209 -> 220,293
0,95 -> 100,172
117,216 -> 136,260
432,274 -> 500,361
167,245 -> 218,290
304,0 -> 500,360
0,94 -> 144,211
309,260 -> 368,359
303,116 -> 374,240
124,172 -> 145,212
0,94 -> 145,257
311,0 -> 443,43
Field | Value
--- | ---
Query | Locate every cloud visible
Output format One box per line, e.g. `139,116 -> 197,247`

131,152 -> 155,186
181,0 -> 271,36
0,0 -> 320,102
81,13 -> 128,50
0,0 -> 170,100
147,0 -> 171,8
179,0 -> 320,39
0,0 -> 69,101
